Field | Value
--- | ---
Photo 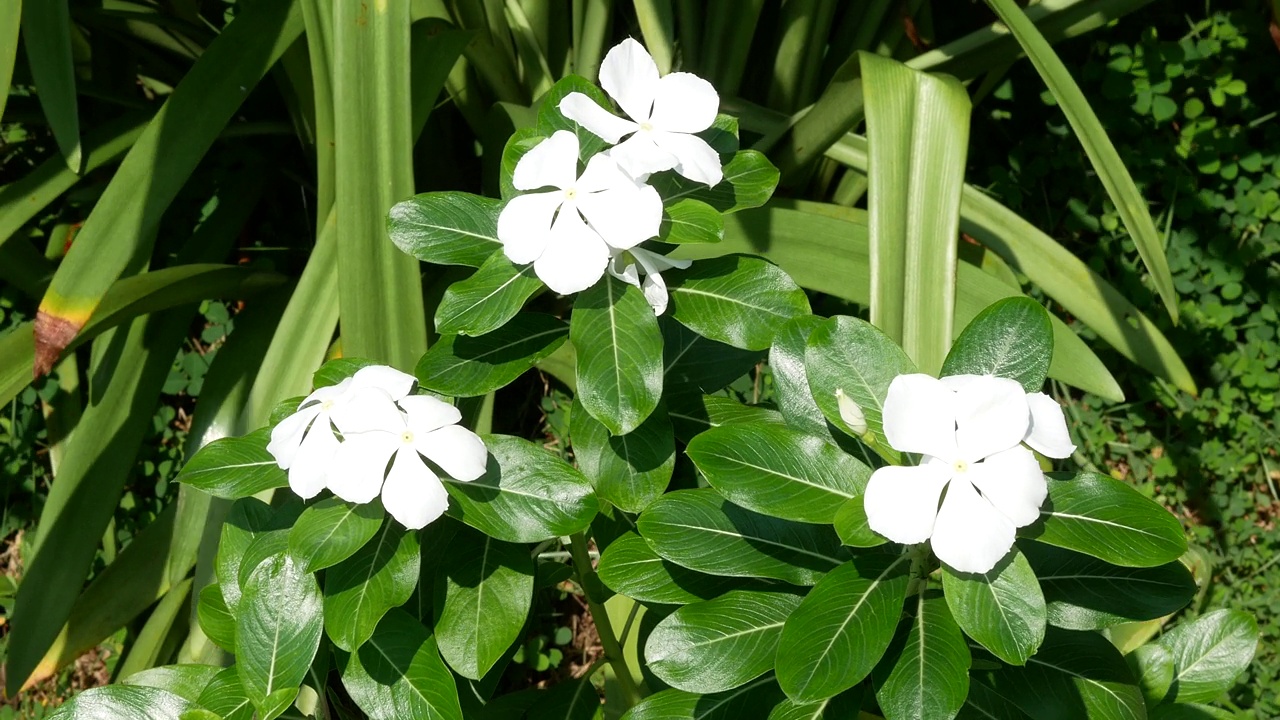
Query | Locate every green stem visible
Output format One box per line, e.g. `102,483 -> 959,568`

569,532 -> 643,707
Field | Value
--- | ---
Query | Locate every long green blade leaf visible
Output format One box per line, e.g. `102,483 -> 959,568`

21,0 -> 80,171
0,0 -> 22,125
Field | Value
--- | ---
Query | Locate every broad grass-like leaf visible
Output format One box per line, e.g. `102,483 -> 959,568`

417,313 -> 567,397
619,678 -> 784,720
687,423 -> 868,524
942,547 -> 1046,665
597,533 -> 746,605
653,150 -> 780,214
21,0 -> 81,171
571,274 -> 664,435
1157,609 -> 1259,704
113,580 -> 195,681
667,254 -> 810,351
1024,472 -> 1187,567
435,252 -> 543,337
873,592 -> 970,720
646,590 -> 802,693
637,488 -> 849,585
860,51 -> 970,374
175,428 -> 286,500
337,609 -> 463,720
659,199 -> 725,244
236,553 -> 323,718
942,297 -> 1054,392
46,685 -> 193,720
288,497 -> 385,572
571,401 -> 675,513
775,553 -> 910,703
388,192 -> 503,268
0,1 -> 19,123
324,522 -> 421,652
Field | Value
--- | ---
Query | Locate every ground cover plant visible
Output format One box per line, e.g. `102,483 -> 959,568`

0,1 -> 1267,718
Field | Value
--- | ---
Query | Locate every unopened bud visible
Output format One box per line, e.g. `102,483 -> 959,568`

835,388 -> 868,435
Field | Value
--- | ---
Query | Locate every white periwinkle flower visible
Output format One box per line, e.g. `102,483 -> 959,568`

498,130 -> 662,295
559,38 -> 724,187
607,246 -> 691,315
862,373 -> 1074,574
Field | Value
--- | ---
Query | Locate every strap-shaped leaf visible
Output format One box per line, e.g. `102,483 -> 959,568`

646,590 -> 802,693
571,401 -> 675,514
236,553 -> 323,718
387,192 -> 503,268
288,497 -> 385,573
873,591 -> 970,720
416,313 -> 568,397
597,533 -> 749,605
571,274 -> 664,435
338,608 -> 463,720
1157,609 -> 1259,704
667,254 -> 811,351
941,297 -> 1054,392
323,522 -> 421,652
942,546 -> 1046,666
436,252 -> 543,337
652,150 -> 780,214
175,427 -> 286,500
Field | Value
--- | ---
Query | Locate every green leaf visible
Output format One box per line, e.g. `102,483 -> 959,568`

668,395 -> 785,443
766,687 -> 866,720
236,553 -> 323,718
833,496 -> 885,549
597,533 -> 748,605
977,627 -> 1145,720
1148,704 -> 1235,720
416,313 -> 568,397
388,192 -> 503,268
337,608 -> 463,720
443,434 -> 598,542
0,1 -> 20,125
500,129 -> 546,201
1125,643 -> 1175,707
666,255 -> 811,351
21,0 -> 81,171
860,51 -> 971,374
433,525 -> 534,680
195,667 -> 254,720
804,315 -> 917,463
620,677 -> 784,720
659,199 -> 725,244
637,488 -> 850,585
122,665 -> 221,703
196,584 -> 236,653
215,498 -> 284,614
571,274 -> 665,435
571,401 -> 675,514
1024,472 -> 1187,568
288,496 -> 386,573
942,546 -> 1046,666
873,591 -> 970,720
537,74 -> 613,162
312,356 -> 381,389
47,685 -> 193,720
436,252 -> 543,337
174,427 -> 286,500
662,317 -> 764,399
984,0 -> 1179,322
775,553 -> 911,703
1021,540 -> 1196,631
941,297 -> 1054,392
324,522 -> 421,652
647,589 -> 801,693
525,678 -> 601,720
957,676 -> 1034,720
1157,609 -> 1259,704
687,423 -> 868,524
768,315 -> 835,439
653,150 -> 780,214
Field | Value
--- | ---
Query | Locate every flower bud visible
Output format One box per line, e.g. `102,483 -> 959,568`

835,388 -> 868,435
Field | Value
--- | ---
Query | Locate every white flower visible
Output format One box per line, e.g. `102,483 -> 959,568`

328,392 -> 488,530
606,246 -> 691,315
862,373 -> 1074,574
498,130 -> 662,295
559,38 -> 724,187
940,374 -> 1078,459
267,365 -> 417,500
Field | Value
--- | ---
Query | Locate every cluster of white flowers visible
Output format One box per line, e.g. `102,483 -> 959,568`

267,365 -> 488,529
497,38 -> 723,314
862,373 -> 1076,574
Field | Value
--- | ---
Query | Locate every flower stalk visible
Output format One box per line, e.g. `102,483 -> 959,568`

569,531 -> 644,707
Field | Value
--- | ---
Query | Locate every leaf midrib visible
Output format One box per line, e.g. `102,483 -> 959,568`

652,521 -> 843,567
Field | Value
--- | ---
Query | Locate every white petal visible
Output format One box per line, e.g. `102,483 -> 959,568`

631,247 -> 691,273
559,92 -> 638,144
330,388 -> 405,435
599,38 -> 659,122
650,131 -> 723,187
416,425 -> 489,482
649,72 -> 719,133
576,183 -> 662,250
608,132 -> 680,179
1024,392 -> 1076,459
534,210 -> 610,294
287,418 -> 341,500
939,374 -> 983,392
328,432 -> 397,504
953,376 -> 1030,463
862,463 -> 952,545
301,376 -> 352,407
267,404 -> 323,469
576,152 -> 634,194
498,191 -> 562,264
512,130 -> 579,191
608,254 -> 641,287
966,446 -> 1047,528
882,373 -> 959,461
641,270 -> 669,315
930,477 -> 1017,574
400,394 -> 463,435
381,447 -> 451,529
349,365 -> 417,400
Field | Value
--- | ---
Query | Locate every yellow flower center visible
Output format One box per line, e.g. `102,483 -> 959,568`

952,459 -> 970,474
401,429 -> 415,444
639,121 -> 653,132
564,187 -> 578,201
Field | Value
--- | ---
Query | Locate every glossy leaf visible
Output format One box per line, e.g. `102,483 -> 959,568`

660,198 -> 725,244
833,496 -> 885,549
768,315 -> 834,439
436,252 -> 543,337
122,665 -> 220,703
537,74 -> 613,162
416,313 -> 568,397
324,522 -> 421,652
653,150 -> 780,214
666,254 -> 811,351
619,677 -> 784,720
174,427 -> 286,500
571,274 -> 664,435
662,317 -> 764,400
942,547 -> 1046,666
196,584 -> 236,653
775,553 -> 911,703
687,423 -> 868,524
646,590 -> 802,693
637,488 -> 849,585
1125,643 -> 1175,707
597,533 -> 747,605
338,608 -> 463,720
443,434 -> 597,542
388,192 -> 503,268
668,394 -> 785,443
766,687 -> 865,720
236,553 -> 323,718
288,496 -> 386,573
214,499 -> 278,613
571,401 -> 675,513
195,667 -> 254,720
46,685 -> 193,720
941,297 -> 1054,392
1158,609 -> 1259,704
873,592 -> 970,720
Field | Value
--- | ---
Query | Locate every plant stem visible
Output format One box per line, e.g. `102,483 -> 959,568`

569,532 -> 643,707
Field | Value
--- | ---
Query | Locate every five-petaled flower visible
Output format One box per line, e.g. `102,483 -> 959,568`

560,38 -> 724,187
607,246 -> 691,315
498,130 -> 661,295
862,373 -> 1075,574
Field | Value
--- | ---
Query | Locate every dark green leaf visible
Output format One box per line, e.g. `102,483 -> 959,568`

619,677 -> 784,720
195,667 -> 254,720
663,317 -> 763,402
775,553 -> 911,703
236,553 -> 323,718
942,547 -> 1045,665
637,488 -> 849,585
121,665 -> 220,703
769,315 -> 834,439
667,255 -> 811,351
338,608 -> 463,720
647,590 -> 802,693
659,199 -> 725,244
436,252 -> 543,337
766,687 -> 865,720
956,675 -> 1033,720
288,496 -> 386,573
1148,703 -> 1234,720
873,591 -> 970,720
313,357 -> 381,389
1158,609 -> 1258,704
571,402 -> 675,513
387,192 -> 503,268
500,129 -> 546,201
597,533 -> 750,605
668,394 -> 783,443
941,297 -> 1054,392
653,150 -> 780,214
525,678 -> 601,720
174,428 -> 285,500
47,685 -> 192,720
196,584 -> 236,653
1125,643 -> 1175,707
571,274 -> 664,435
324,523 -> 421,652
416,313 -> 568,397
833,496 -> 885,548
